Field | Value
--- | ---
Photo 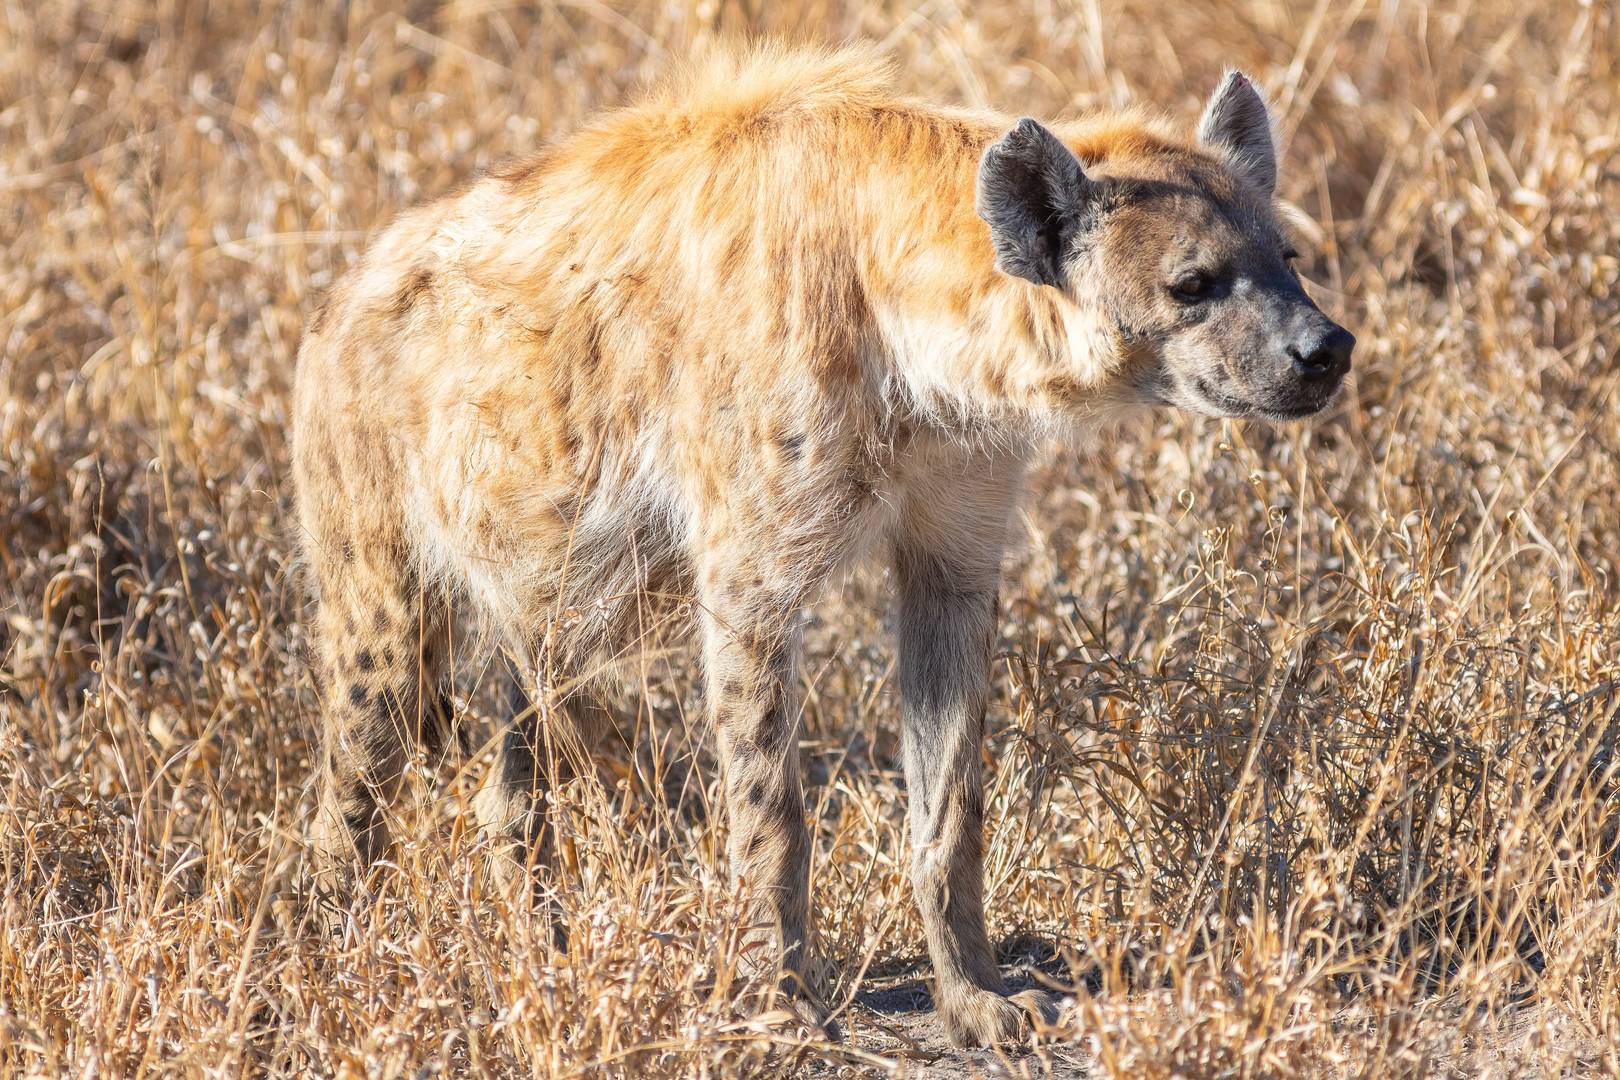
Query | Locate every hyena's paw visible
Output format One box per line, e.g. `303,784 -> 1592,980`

937,985 -> 1058,1048
474,839 -> 571,948
302,861 -> 372,942
748,990 -> 848,1042
743,964 -> 845,1043
767,992 -> 844,1044
480,839 -> 536,899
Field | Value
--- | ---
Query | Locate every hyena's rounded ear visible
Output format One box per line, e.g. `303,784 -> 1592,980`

1198,71 -> 1277,197
975,118 -> 1100,289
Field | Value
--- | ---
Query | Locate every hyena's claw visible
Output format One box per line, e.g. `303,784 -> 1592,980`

939,985 -> 1057,1048
1010,987 -> 1062,1031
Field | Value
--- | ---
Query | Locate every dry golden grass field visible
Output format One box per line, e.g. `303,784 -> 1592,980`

3,1 -> 1620,1076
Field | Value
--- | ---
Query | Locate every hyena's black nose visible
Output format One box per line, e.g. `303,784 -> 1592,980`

1290,325 -> 1355,382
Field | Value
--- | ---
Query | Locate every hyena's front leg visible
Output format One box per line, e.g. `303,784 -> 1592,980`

895,517 -> 1055,1046
697,570 -> 826,1027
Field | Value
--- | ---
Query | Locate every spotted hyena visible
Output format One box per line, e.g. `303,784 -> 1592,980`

292,43 -> 1353,1047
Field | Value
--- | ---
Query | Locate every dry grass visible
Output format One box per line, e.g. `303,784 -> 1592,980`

3,1 -> 1619,1076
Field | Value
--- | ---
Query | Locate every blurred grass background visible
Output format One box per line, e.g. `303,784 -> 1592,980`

2,1 -> 1618,1075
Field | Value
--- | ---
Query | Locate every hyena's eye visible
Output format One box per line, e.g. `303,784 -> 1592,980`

1283,247 -> 1300,262
1169,270 -> 1216,303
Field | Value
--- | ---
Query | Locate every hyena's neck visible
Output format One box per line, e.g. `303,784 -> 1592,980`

856,122 -> 1119,431
875,281 -> 1119,431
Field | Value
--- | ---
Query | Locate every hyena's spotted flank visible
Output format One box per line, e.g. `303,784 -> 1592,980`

292,43 -> 1353,1047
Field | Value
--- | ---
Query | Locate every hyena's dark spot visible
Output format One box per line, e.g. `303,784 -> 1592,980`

741,637 -> 776,669
341,540 -> 357,562
717,233 -> 746,284
382,648 -> 396,666
744,704 -> 792,756
487,147 -> 556,187
500,729 -> 538,784
356,649 -> 375,673
343,805 -> 376,836
390,268 -> 434,319
348,684 -> 369,708
775,427 -> 806,461
319,441 -> 345,480
374,607 -> 391,632
747,780 -> 768,806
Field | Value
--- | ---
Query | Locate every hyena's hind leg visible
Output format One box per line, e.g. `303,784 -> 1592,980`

306,537 -> 453,881
472,658 -> 606,902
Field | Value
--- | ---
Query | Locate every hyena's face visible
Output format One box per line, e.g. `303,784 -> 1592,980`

977,71 -> 1354,421
1095,172 -> 1355,421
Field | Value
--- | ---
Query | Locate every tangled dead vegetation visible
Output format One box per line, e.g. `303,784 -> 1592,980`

2,1 -> 1618,1076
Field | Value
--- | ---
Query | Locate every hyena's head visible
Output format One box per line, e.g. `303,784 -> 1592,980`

977,72 -> 1354,421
